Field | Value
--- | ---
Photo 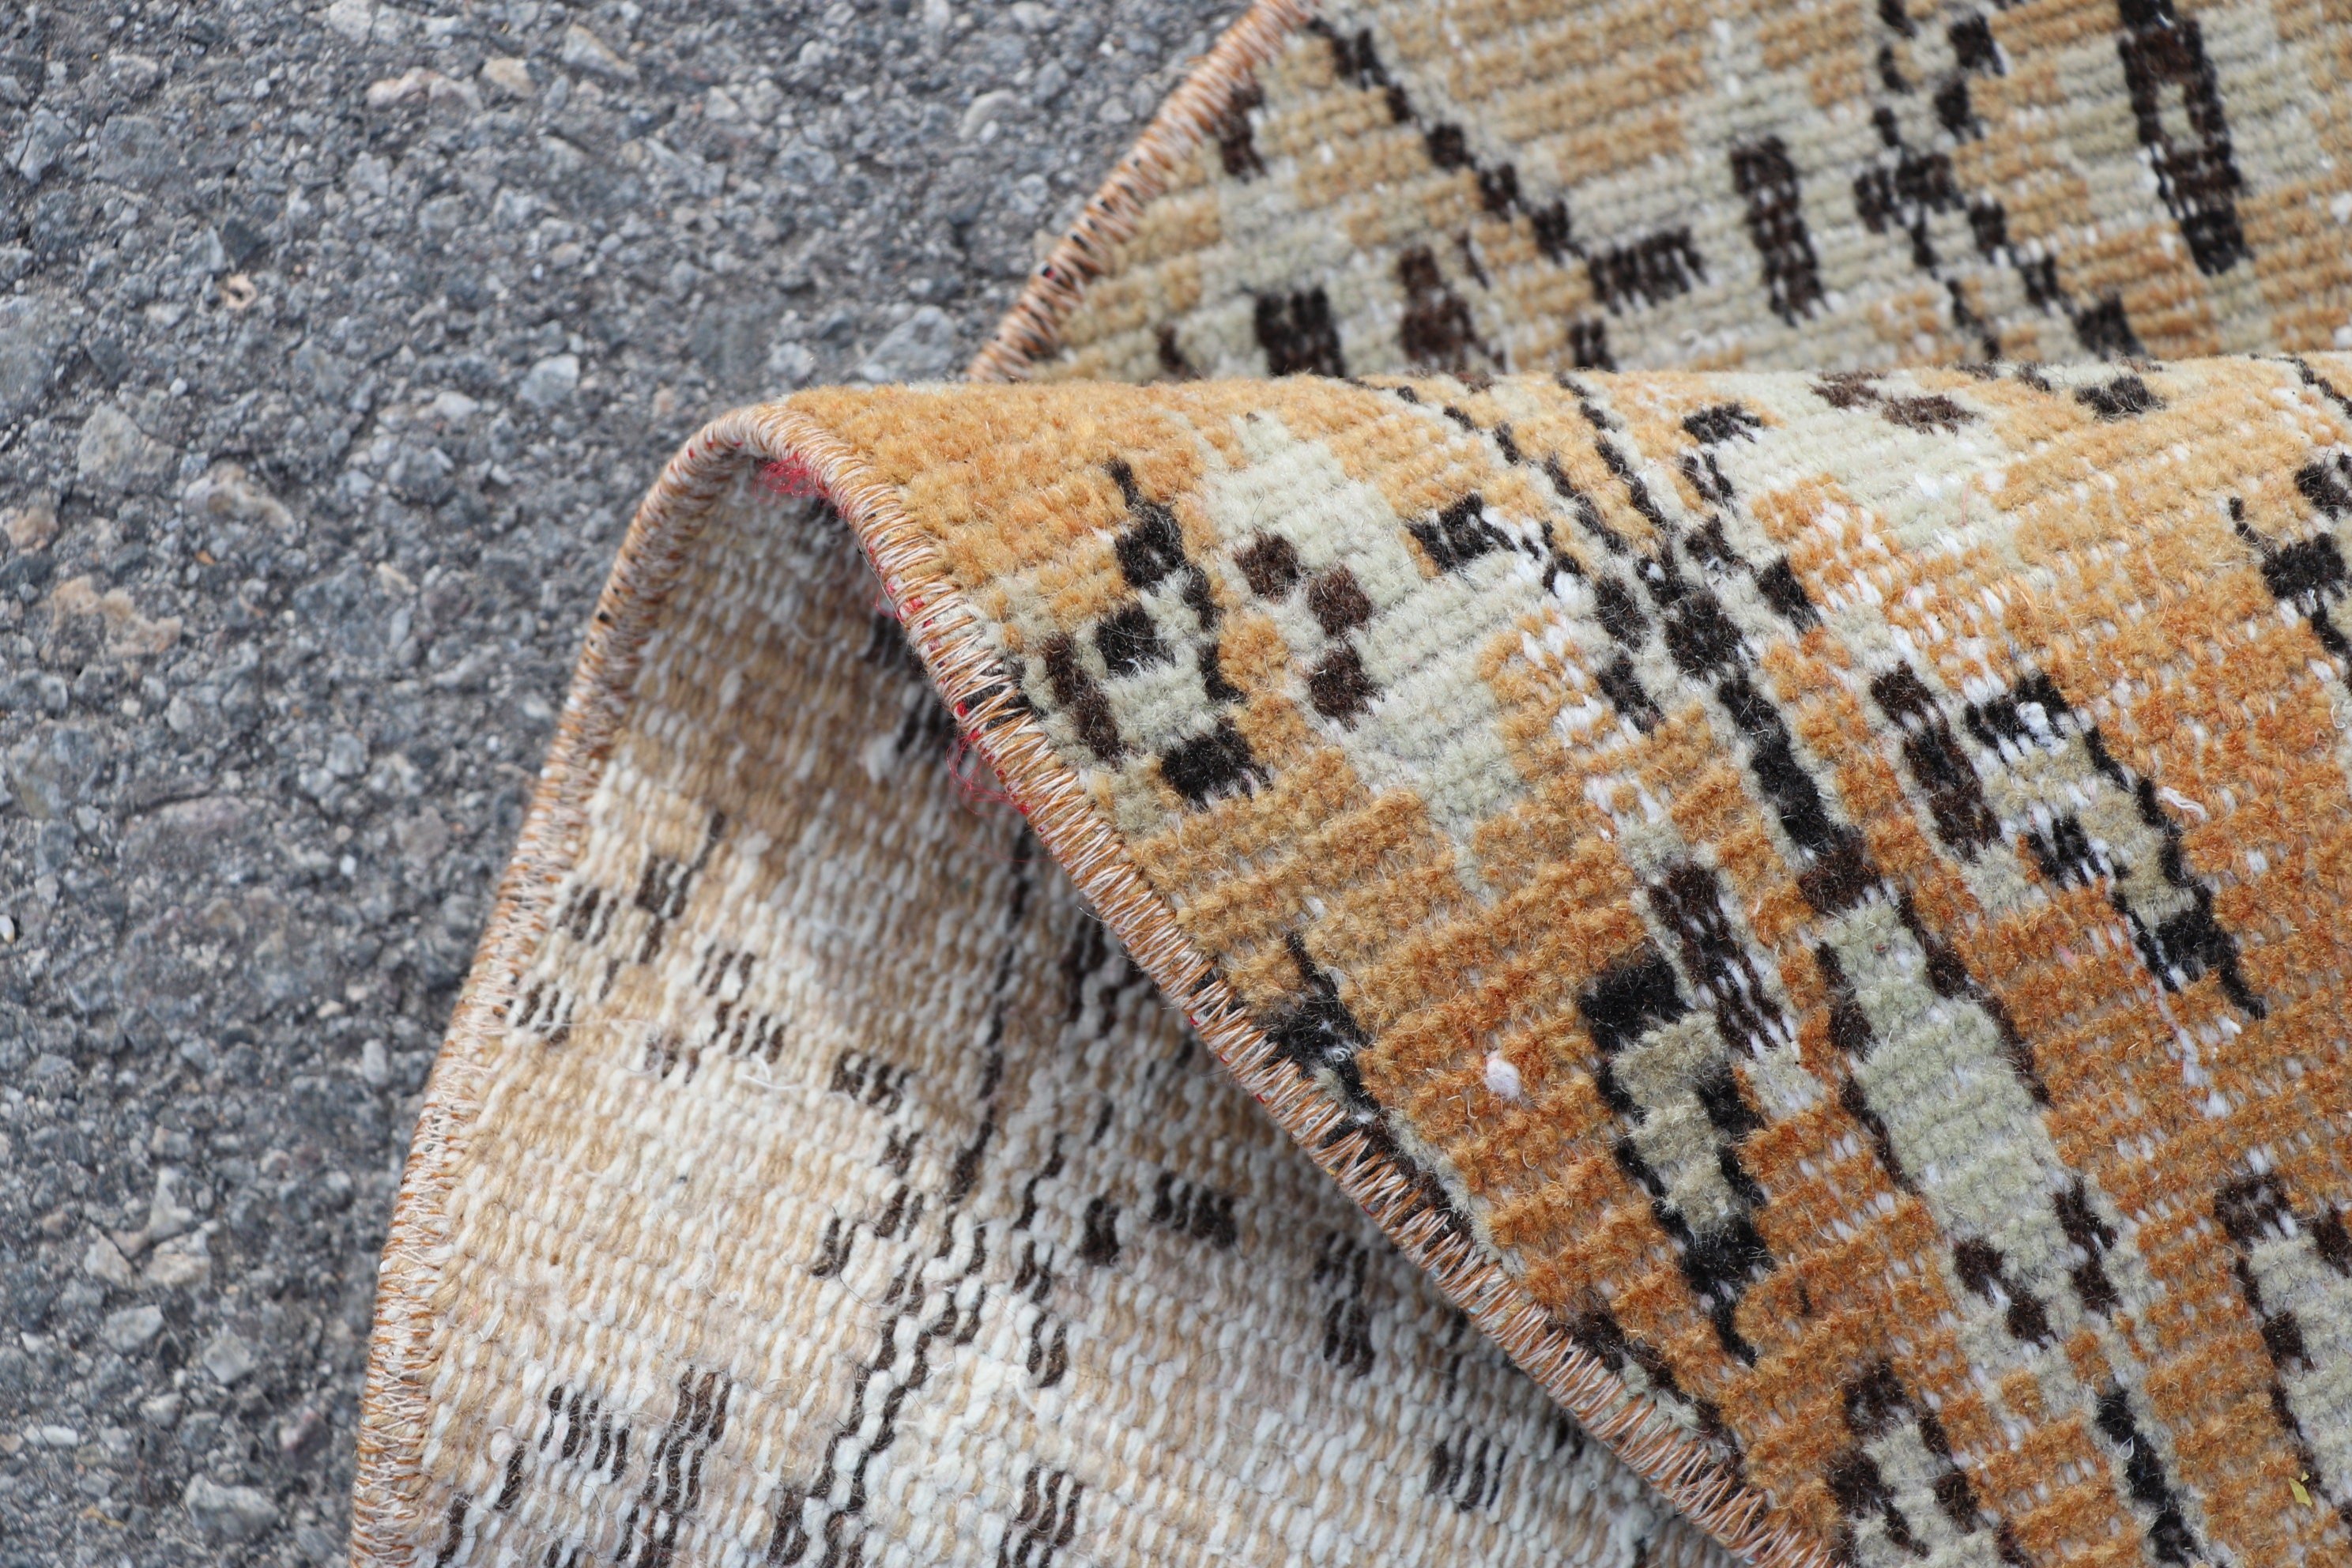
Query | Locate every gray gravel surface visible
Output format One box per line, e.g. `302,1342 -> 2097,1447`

0,2 -> 1231,1561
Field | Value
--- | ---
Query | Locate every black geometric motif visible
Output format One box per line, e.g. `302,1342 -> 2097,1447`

1306,566 -> 1374,635
1729,138 -> 1823,322
1869,664 -> 2001,857
997,1465 -> 1084,1568
1076,1195 -> 1121,1266
1148,1169 -> 1238,1250
1588,228 -> 1706,311
1752,559 -> 1819,628
617,1370 -> 730,1568
2074,296 -> 2147,359
1254,287 -> 1348,377
1426,1428 -> 1507,1513
1579,946 -> 1687,1058
1154,324 -> 1198,381
1594,654 -> 1660,731
1566,318 -> 1613,369
1310,19 -> 1407,120
1949,13 -> 2001,74
828,1049 -> 911,1114
1660,587 -> 1746,677
1212,78 -> 1265,179
1236,533 -> 1302,597
1853,110 -> 1965,271
630,810 -> 726,962
1307,644 -> 1374,724
2075,372 -> 2164,419
1952,1237 -> 2056,1345
1408,494 -> 1506,572
1828,1359 -> 2026,1565
2094,1385 -> 2204,1563
1266,933 -> 1375,1113
1593,578 -> 1649,646
1106,461 -> 1188,591
1580,942 -> 1773,1361
1159,720 -> 1262,806
2054,1178 -> 2122,1315
1649,862 -> 1787,1062
1093,603 -> 1171,677
1398,247 -> 1494,373
2298,454 -> 2352,519
1812,372 -> 1977,432
1040,634 -> 1125,763
2214,1171 -> 2352,1532
1683,402 -> 1763,446
2234,492 -> 2352,673
2117,0 -> 2247,274
1312,1234 -> 1377,1376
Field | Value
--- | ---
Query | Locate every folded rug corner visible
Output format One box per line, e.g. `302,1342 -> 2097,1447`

351,0 -> 2352,1559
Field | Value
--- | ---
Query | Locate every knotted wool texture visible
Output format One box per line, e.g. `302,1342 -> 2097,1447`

354,4 -> 2352,1567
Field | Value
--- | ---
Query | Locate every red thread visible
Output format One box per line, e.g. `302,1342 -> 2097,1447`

759,457 -> 819,498
946,732 -> 1021,819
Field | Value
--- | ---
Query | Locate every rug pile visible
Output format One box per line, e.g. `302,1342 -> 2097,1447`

352,3 -> 2352,1566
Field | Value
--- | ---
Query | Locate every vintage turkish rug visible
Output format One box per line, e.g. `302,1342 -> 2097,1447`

974,0 -> 2352,386
353,3 -> 2352,1567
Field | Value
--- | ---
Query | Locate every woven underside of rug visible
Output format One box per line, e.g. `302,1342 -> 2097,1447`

352,2 -> 2352,1565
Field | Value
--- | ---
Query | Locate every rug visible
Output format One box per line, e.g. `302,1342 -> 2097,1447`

344,447 -> 1714,1568
351,4 -> 2352,1566
975,0 -> 2352,383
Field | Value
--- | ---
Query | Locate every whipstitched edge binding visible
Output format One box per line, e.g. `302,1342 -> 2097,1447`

964,0 -> 1316,385
346,398 -> 1840,1568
